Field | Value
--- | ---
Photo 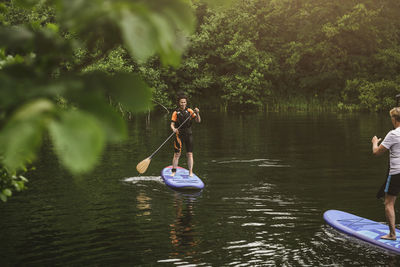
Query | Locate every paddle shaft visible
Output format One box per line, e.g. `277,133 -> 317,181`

148,114 -> 192,159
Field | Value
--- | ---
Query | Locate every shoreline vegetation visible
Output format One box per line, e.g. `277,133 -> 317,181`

148,97 -> 384,114
84,0 -> 400,113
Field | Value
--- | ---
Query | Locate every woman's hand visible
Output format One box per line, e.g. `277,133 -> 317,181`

371,136 -> 381,145
372,135 -> 387,155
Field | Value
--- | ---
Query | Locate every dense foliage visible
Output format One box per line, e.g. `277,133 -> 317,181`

142,0 -> 400,111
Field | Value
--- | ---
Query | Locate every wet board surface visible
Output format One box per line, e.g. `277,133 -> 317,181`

161,166 -> 204,190
324,209 -> 400,254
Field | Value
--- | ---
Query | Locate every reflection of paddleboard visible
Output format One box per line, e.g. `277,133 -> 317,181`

324,209 -> 400,254
161,166 -> 204,190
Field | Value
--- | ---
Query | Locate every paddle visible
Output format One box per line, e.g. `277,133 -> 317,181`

136,114 -> 192,174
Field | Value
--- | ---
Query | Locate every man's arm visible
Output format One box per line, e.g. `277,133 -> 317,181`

194,108 -> 201,123
171,111 -> 178,133
372,136 -> 387,156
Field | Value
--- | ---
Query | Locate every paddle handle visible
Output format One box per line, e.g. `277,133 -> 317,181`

149,114 -> 192,159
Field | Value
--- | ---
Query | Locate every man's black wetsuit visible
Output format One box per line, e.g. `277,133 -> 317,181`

171,108 -> 196,153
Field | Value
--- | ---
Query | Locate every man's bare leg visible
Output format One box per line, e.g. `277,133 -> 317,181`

187,152 -> 193,177
172,152 -> 181,176
381,194 -> 397,240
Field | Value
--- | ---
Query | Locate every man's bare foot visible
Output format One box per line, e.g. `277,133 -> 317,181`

189,173 -> 193,177
380,234 -> 397,240
171,172 -> 176,177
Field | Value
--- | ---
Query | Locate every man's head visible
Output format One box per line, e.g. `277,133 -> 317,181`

177,94 -> 188,110
390,107 -> 400,123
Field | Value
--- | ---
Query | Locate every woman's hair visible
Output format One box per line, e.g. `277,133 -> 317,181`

390,107 -> 400,122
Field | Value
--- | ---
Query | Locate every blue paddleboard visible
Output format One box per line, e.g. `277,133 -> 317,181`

324,209 -> 400,254
161,166 -> 204,190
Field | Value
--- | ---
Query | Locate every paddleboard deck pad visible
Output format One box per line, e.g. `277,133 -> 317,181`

324,209 -> 400,254
161,166 -> 204,190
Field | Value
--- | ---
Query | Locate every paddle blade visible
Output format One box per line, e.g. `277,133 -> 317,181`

136,157 -> 151,174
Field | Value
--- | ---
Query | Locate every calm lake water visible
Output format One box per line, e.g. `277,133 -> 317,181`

1,111 -> 399,266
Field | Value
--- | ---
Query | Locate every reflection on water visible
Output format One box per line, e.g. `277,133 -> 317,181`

3,112 -> 400,265
216,181 -> 321,266
170,193 -> 198,248
136,192 -> 152,217
160,190 -> 202,265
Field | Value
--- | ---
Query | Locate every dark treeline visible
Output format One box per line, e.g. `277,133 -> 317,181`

140,0 -> 400,111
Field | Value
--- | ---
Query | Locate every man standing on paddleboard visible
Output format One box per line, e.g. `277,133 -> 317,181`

170,94 -> 201,177
372,107 -> 400,240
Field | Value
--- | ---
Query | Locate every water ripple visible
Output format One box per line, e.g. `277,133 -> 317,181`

122,176 -> 163,184
216,158 -> 290,168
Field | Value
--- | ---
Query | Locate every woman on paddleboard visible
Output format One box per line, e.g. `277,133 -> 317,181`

372,107 -> 400,240
170,94 -> 201,177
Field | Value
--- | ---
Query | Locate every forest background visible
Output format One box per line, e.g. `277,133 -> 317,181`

90,0 -> 400,112
1,0 -> 400,200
